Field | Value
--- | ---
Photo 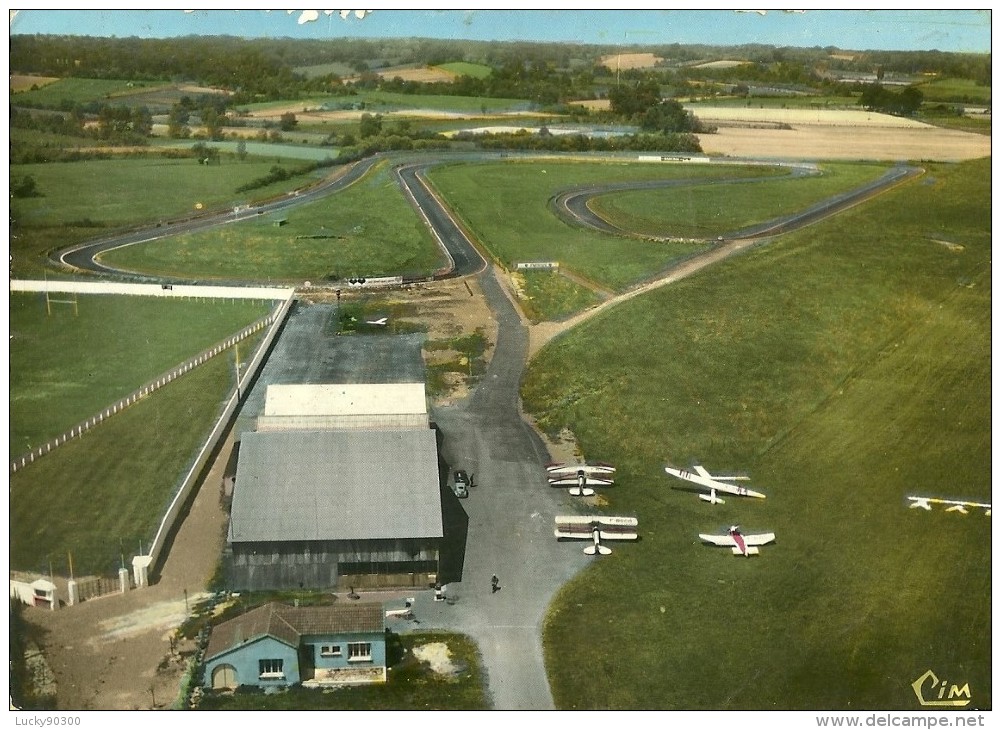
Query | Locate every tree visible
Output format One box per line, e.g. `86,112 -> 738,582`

167,103 -> 191,139
359,112 -> 383,139
640,99 -> 700,134
279,112 -> 298,131
236,139 -> 248,161
11,175 -> 40,198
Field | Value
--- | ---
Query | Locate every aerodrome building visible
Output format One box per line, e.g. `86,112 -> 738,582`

227,383 -> 443,591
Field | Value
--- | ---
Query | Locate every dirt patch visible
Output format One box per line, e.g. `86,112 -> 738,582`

412,642 -> 456,675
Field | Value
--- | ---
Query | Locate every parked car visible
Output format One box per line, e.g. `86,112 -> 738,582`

453,470 -> 470,498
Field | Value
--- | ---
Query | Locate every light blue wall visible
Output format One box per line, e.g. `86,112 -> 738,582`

203,636 -> 300,688
203,631 -> 387,688
307,630 -> 387,671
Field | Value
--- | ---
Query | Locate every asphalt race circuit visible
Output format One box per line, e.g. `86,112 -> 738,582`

47,152 -> 925,710
551,161 -> 920,241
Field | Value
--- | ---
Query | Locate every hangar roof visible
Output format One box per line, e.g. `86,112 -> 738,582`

230,429 -> 442,543
263,383 -> 427,418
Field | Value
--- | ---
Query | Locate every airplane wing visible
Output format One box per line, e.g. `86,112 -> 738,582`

742,532 -> 776,546
555,515 -> 636,539
548,462 -> 615,476
694,464 -> 750,481
547,476 -> 613,487
699,533 -> 737,547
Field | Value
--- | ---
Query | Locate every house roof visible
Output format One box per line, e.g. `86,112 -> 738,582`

204,601 -> 385,662
229,429 -> 443,543
263,383 -> 427,418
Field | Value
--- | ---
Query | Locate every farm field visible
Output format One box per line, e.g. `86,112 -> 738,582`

100,161 -> 447,282
525,156 -> 990,709
9,349 -> 242,577
9,294 -> 272,453
9,74 -> 60,92
9,77 -> 166,107
561,101 -> 990,160
237,90 -> 535,123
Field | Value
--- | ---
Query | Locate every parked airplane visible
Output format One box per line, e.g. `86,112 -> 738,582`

366,317 -> 388,326
664,464 -> 766,504
554,515 -> 637,555
547,462 -> 615,477
699,526 -> 775,557
548,470 -> 614,497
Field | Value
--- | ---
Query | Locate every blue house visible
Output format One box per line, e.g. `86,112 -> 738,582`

203,601 -> 387,690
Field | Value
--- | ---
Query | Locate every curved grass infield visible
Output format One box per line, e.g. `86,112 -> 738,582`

427,159 -> 892,300
100,160 -> 448,283
526,157 -> 991,710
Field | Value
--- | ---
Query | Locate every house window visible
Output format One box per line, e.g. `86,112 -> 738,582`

258,658 -> 285,679
347,642 -> 372,662
320,644 -> 342,658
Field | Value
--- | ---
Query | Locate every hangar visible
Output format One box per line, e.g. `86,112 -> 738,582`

227,383 -> 444,591
256,382 -> 430,432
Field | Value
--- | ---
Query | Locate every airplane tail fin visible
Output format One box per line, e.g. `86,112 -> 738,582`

584,544 -> 613,556
731,546 -> 760,556
699,492 -> 724,505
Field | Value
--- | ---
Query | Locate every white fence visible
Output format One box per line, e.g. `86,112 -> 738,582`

10,310 -> 281,473
10,280 -> 294,300
143,291 -> 296,578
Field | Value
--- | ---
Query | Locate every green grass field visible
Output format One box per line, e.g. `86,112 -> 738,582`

516,269 -> 604,323
525,157 -> 990,709
427,159 -> 888,301
438,62 -> 493,80
916,78 -> 992,104
9,349 -> 241,577
10,77 -> 165,107
588,162 -> 890,239
9,153 -> 324,278
9,294 -> 271,453
100,161 -> 447,281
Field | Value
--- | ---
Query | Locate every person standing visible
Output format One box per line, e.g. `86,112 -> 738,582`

491,574 -> 500,593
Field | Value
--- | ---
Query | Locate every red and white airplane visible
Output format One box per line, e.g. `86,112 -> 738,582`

664,464 -> 766,505
554,515 -> 638,555
699,525 -> 775,557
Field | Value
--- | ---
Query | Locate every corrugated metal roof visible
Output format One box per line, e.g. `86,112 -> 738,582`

263,383 -> 427,418
205,602 -> 385,662
230,429 -> 443,543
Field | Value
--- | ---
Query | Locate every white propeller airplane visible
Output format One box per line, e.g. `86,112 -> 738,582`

366,317 -> 388,326
547,462 -> 615,477
699,525 -> 775,557
664,464 -> 766,504
548,469 -> 614,497
554,515 -> 637,555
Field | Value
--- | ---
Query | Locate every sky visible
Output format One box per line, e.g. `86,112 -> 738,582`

7,9 -> 993,54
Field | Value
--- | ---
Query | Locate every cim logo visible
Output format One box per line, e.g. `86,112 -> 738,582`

911,669 -> 971,707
